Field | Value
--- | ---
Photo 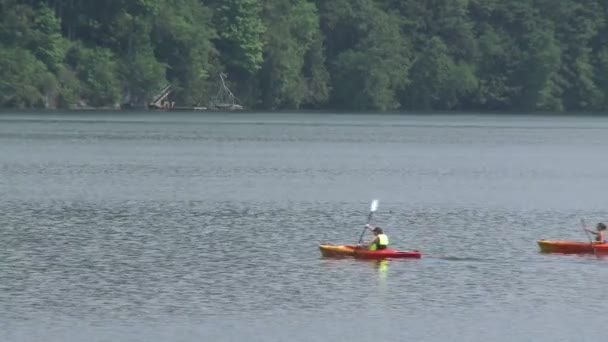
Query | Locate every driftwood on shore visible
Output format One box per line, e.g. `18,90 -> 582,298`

145,73 -> 244,111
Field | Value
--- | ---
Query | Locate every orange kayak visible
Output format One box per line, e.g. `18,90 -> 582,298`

319,244 -> 422,259
537,240 -> 604,254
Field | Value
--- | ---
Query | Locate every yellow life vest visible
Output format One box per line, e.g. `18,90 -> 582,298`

378,234 -> 389,246
370,234 -> 389,250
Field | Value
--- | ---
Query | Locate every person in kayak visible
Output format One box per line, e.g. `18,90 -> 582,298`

585,222 -> 607,242
362,224 -> 389,250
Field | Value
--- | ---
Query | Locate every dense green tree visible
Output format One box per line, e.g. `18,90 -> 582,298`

259,0 -> 327,109
300,30 -> 330,108
320,0 -> 410,110
0,2 -> 63,107
405,36 -> 477,110
117,15 -> 165,107
542,0 -> 604,110
150,0 -> 216,104
592,1 -> 608,109
0,47 -> 55,108
1,0 -> 608,111
65,43 -> 121,107
211,0 -> 266,76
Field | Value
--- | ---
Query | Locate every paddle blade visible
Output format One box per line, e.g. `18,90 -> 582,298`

370,199 -> 379,212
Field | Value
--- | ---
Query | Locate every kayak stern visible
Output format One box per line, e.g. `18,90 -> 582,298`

319,244 -> 356,258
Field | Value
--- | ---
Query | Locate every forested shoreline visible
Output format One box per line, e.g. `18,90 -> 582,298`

1,0 -> 607,112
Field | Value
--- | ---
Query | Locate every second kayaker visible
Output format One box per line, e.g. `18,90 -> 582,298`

362,224 -> 389,250
585,222 -> 607,242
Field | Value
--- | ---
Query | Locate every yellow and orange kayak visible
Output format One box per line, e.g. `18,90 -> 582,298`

537,240 -> 604,254
319,244 -> 422,259
319,244 -> 356,258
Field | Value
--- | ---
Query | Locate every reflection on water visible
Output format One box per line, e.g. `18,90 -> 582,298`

371,260 -> 389,282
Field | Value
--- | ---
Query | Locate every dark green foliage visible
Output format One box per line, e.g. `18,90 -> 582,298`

151,0 -> 215,104
0,47 -> 55,108
212,0 -> 266,76
1,0 -> 608,111
320,0 -> 410,110
260,0 -> 327,109
65,43 -> 121,107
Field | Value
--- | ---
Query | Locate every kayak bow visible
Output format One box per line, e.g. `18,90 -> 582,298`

593,244 -> 608,256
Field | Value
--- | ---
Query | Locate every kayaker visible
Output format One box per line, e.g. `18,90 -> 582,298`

585,222 -> 607,242
362,224 -> 389,250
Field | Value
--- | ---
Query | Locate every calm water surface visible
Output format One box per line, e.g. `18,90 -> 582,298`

1,112 -> 608,341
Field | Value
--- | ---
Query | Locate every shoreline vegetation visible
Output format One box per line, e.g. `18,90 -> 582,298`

1,0 -> 608,113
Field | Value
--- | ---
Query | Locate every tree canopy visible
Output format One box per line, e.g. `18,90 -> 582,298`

1,0 -> 607,112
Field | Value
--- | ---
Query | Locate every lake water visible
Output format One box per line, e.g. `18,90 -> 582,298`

1,112 -> 608,342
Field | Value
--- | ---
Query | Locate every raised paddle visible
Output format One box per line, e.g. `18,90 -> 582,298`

581,218 -> 595,255
357,199 -> 379,245
581,218 -> 591,241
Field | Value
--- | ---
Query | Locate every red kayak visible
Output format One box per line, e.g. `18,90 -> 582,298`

320,244 -> 422,259
537,240 -> 603,254
593,244 -> 608,255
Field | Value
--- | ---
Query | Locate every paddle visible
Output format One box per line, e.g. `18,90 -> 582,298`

581,218 -> 595,255
581,218 -> 591,241
357,199 -> 379,245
